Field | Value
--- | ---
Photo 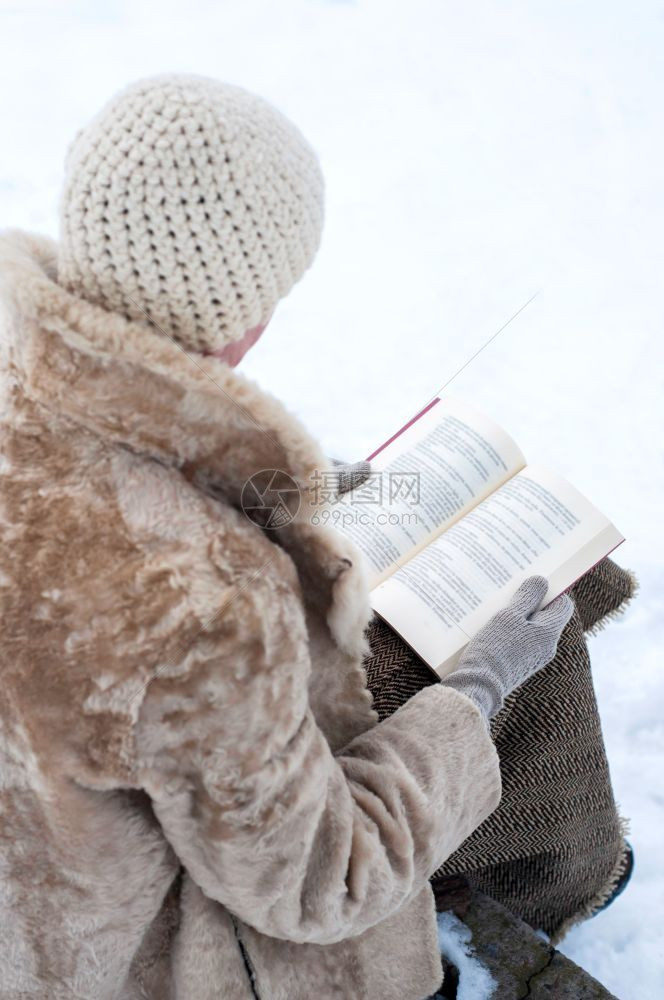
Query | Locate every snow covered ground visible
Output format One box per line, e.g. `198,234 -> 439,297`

1,1 -> 662,996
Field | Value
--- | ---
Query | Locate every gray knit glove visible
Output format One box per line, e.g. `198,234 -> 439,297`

441,576 -> 574,723
331,459 -> 372,496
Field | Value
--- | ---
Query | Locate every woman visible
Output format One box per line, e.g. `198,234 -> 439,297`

0,75 -> 577,999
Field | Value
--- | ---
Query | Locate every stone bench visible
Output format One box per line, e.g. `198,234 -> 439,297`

430,878 -> 617,999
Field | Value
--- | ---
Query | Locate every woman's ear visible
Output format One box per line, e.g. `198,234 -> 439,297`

203,319 -> 268,366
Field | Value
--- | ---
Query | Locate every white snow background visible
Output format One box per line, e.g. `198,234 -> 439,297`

1,1 -> 662,996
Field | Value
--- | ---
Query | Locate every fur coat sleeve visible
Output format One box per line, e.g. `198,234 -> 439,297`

133,563 -> 500,946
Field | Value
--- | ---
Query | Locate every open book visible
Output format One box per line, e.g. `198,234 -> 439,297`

330,397 -> 623,678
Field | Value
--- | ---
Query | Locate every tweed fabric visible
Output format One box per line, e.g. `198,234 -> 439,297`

58,75 -> 325,353
364,558 -> 635,941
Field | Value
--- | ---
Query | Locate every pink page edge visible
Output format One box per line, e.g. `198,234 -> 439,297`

366,397 -> 441,462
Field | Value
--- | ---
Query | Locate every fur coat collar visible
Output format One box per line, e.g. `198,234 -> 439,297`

0,229 -> 377,743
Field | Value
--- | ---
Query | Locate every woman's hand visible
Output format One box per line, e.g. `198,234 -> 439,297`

330,458 -> 372,496
441,576 -> 574,723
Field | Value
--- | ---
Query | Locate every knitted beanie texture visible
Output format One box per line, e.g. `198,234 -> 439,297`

58,75 -> 325,352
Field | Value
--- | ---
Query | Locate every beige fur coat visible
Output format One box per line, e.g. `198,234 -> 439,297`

0,231 -> 501,1000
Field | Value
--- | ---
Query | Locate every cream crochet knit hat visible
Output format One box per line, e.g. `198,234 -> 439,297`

58,75 -> 325,353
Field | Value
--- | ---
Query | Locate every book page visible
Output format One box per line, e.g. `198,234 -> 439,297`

370,464 -> 623,677
329,397 -> 526,588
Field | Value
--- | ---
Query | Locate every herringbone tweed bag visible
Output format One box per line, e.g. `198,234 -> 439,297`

363,558 -> 636,942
